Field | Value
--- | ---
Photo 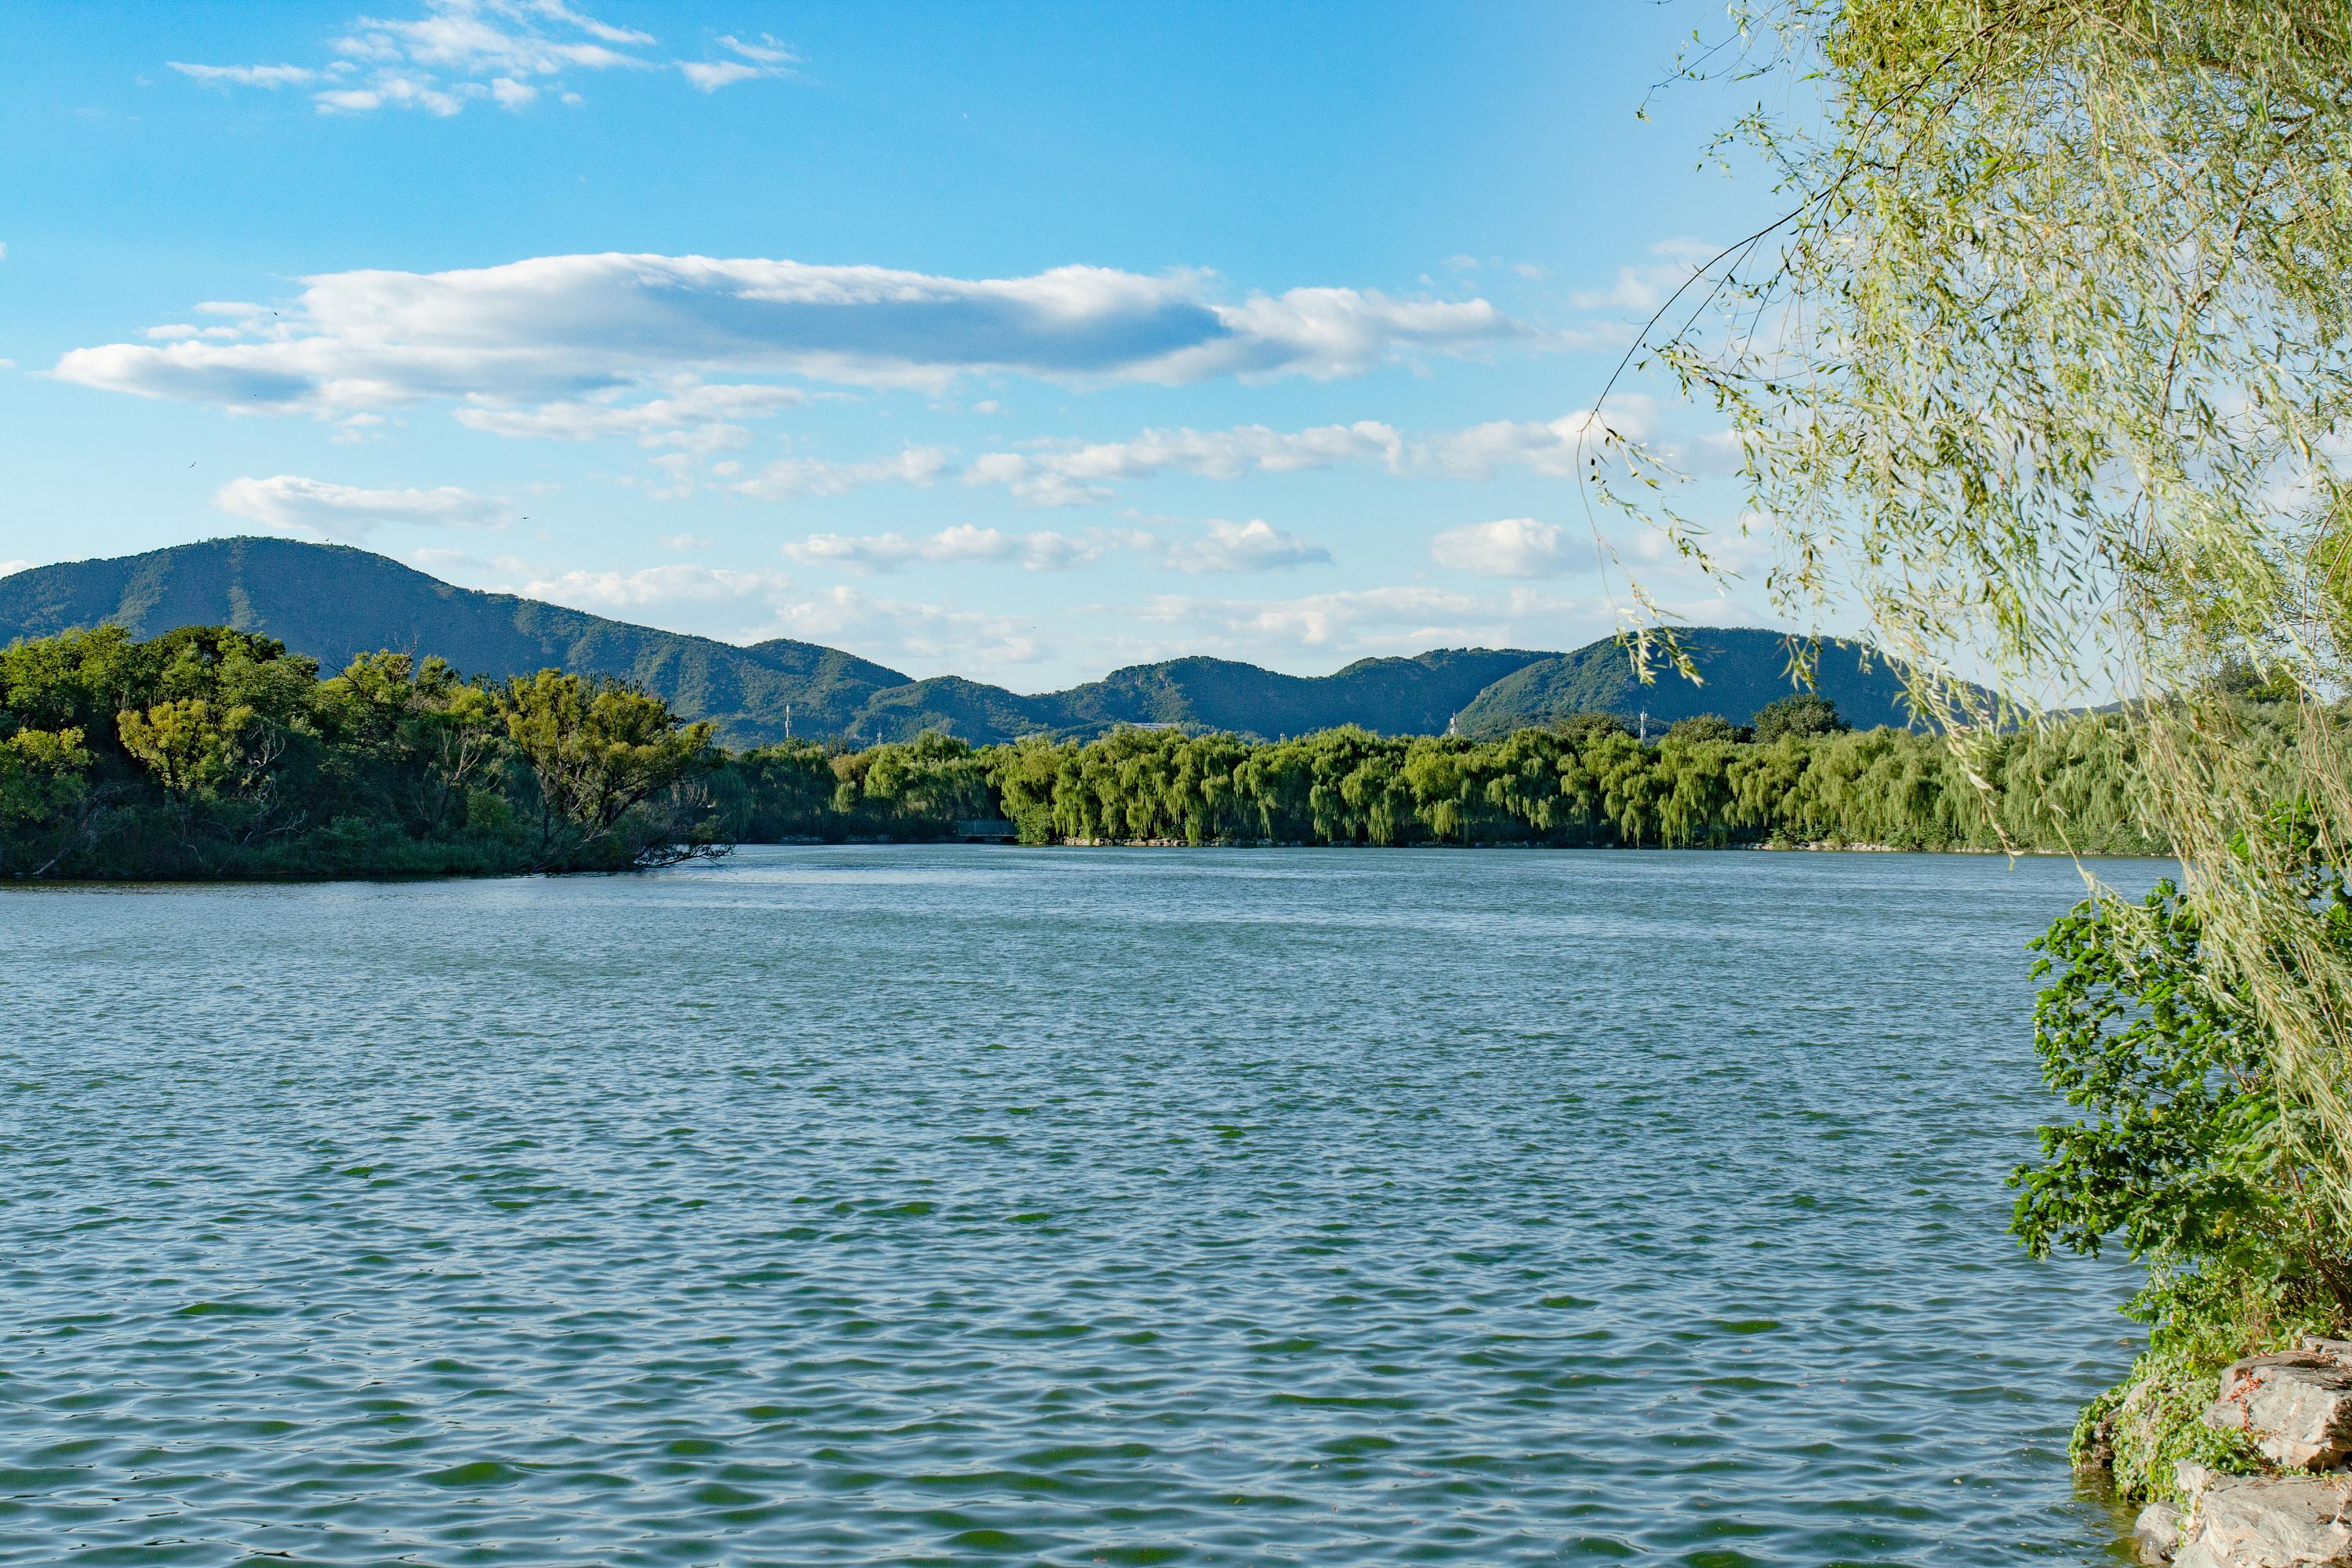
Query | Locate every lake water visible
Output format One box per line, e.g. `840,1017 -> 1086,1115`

1,847 -> 2154,1566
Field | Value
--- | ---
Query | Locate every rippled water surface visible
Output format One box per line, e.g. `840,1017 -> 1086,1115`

2,847 -> 2154,1566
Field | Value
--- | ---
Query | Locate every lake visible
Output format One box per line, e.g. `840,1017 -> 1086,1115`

0,847 -> 2152,1566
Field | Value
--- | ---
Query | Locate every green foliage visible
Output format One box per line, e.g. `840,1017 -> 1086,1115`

500,671 -> 718,870
1751,694 -> 1847,744
2012,838 -> 2352,1497
0,626 -> 719,878
2,623 -> 2256,873
704,710 -> 2187,854
2075,1269 -> 2304,1502
1666,713 -> 1746,745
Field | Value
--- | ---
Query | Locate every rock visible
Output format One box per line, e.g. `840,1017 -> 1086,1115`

2206,1348 -> 2352,1471
2139,1500 -> 2183,1563
2082,1403 -> 2121,1471
2172,1473 -> 2352,1567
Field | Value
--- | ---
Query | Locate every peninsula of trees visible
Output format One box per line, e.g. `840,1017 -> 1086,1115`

1,623 -> 2236,878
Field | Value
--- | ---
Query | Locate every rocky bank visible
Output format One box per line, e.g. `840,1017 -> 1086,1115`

2129,1338 -> 2352,1566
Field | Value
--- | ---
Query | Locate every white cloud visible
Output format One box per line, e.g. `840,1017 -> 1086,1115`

781,518 -> 1327,576
1417,398 -> 1657,479
718,34 -> 794,65
1135,584 -> 1603,655
170,62 -> 319,87
168,1 -> 789,118
1570,238 -> 1717,313
144,323 -> 243,342
662,532 -> 712,551
949,402 -> 1653,506
215,473 -> 511,543
1625,506 -> 1780,579
521,563 -> 791,608
1429,517 -> 1570,578
735,445 -> 953,501
968,420 -> 1403,506
1132,518 -> 1331,574
455,382 -> 807,452
56,255 -> 1530,416
0,559 -> 31,578
680,29 -> 793,89
784,525 -> 1102,574
317,77 -> 463,115
750,586 -> 1048,675
678,60 -> 759,91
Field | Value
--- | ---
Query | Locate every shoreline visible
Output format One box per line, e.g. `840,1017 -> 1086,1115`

0,837 -> 2171,887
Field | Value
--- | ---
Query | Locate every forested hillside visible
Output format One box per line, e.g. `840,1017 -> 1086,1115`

1453,629 -> 1916,735
4,539 -> 1921,746
0,538 -> 910,744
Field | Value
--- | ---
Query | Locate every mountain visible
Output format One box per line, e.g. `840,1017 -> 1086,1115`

1450,626 -> 1917,739
0,539 -> 1922,746
857,648 -> 1555,743
0,537 -> 909,743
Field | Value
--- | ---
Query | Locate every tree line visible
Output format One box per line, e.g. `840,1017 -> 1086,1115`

0,625 -> 717,877
736,695 -> 2193,856
8,624 -> 2271,877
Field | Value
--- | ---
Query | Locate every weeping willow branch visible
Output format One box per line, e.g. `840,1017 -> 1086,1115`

1606,0 -> 2352,1207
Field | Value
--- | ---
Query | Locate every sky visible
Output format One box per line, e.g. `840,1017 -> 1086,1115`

0,0 -> 1785,691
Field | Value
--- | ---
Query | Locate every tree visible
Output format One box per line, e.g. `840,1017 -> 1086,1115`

499,672 -> 717,869
2011,833 -> 2352,1497
1665,713 -> 1745,745
1750,694 -> 1846,744
1611,0 -> 2352,1486
0,726 -> 92,876
1552,712 -> 1633,744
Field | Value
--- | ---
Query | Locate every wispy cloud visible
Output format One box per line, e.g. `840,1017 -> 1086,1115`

948,400 -> 1655,506
1569,238 -> 1717,313
455,383 -> 808,452
1134,584 -> 1606,655
168,1 -> 789,118
735,446 -> 954,501
56,255 -> 1530,416
1128,517 -> 1331,574
785,525 -> 1102,575
1415,401 -> 1655,480
169,62 -> 320,88
1428,517 -> 1570,578
214,473 -> 512,543
966,421 -> 1405,506
519,562 -> 793,608
782,517 -> 1330,577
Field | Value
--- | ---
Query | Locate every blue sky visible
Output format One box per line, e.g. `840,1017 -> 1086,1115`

0,0 -> 1780,688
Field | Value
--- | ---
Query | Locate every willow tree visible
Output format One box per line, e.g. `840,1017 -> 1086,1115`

1602,3 -> 2352,1204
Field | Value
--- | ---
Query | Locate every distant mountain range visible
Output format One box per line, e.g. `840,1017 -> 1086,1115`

0,538 -> 1920,746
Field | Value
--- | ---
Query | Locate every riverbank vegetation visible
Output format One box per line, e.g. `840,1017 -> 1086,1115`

1626,0 -> 2352,1512
736,702 -> 2199,853
2013,813 -> 2352,1499
8,625 -> 2321,878
0,625 -> 717,877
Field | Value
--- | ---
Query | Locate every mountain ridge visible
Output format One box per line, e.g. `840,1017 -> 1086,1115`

0,538 -> 1921,745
